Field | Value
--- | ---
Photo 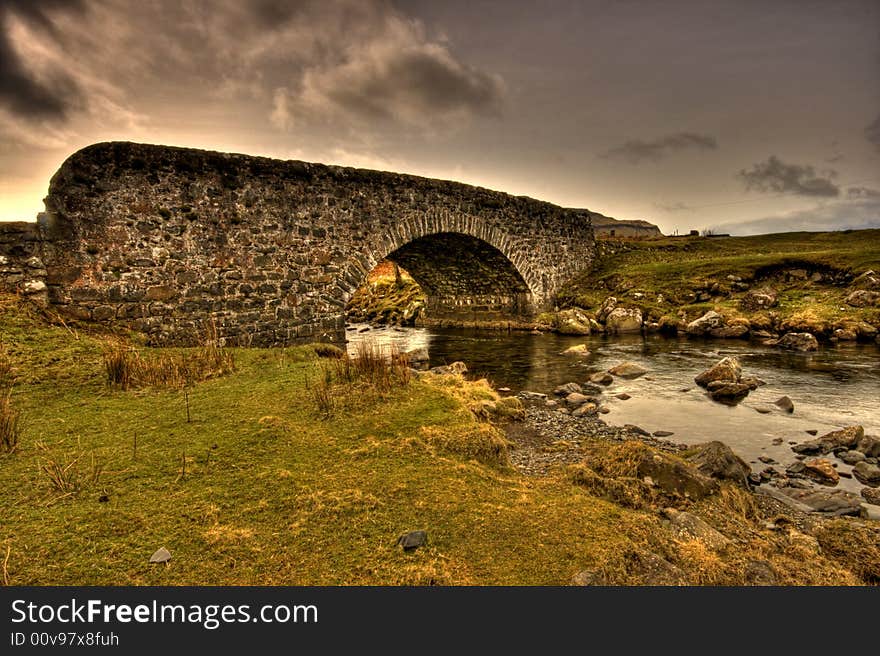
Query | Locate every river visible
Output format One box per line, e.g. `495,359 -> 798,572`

345,323 -> 880,494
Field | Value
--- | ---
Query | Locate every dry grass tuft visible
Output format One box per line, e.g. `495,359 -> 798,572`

568,464 -> 654,509
814,520 -> 880,584
102,322 -> 235,390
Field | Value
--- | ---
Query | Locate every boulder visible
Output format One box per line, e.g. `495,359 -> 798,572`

818,426 -> 864,449
581,383 -> 604,395
774,332 -> 819,352
637,451 -> 720,499
517,391 -> 547,401
709,383 -> 751,403
404,347 -> 429,364
740,287 -> 778,311
149,547 -> 172,564
596,297 -> 618,324
774,396 -> 794,413
571,403 -> 598,417
694,356 -> 742,388
851,270 -> 880,290
553,382 -> 582,396
561,344 -> 590,357
791,439 -> 830,456
856,434 -> 880,458
845,290 -> 880,307
780,488 -> 864,516
556,308 -> 593,335
564,392 -> 592,409
686,310 -> 725,336
838,450 -> 866,465
605,307 -> 643,334
607,362 -> 649,379
429,361 -> 467,375
861,487 -> 880,506
853,461 -> 880,485
856,322 -> 878,339
709,324 -> 749,338
803,458 -> 840,485
589,372 -> 613,386
833,328 -> 857,341
397,530 -> 428,551
684,441 -> 751,488
661,508 -> 730,549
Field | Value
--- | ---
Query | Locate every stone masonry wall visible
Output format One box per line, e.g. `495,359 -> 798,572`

3,142 -> 596,346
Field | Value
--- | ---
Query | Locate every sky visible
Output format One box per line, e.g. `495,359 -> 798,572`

0,0 -> 878,235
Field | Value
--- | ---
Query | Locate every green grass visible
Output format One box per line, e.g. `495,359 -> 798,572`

0,295 -> 872,585
557,230 -> 880,329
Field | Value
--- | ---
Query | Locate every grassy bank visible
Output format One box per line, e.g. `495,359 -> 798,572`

0,295 -> 875,585
345,260 -> 425,325
556,229 -> 880,336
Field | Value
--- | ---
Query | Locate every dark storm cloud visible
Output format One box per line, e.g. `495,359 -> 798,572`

737,156 -> 840,197
866,114 -> 880,151
600,132 -> 718,164
0,0 -> 85,121
848,186 -> 880,199
654,202 -> 693,212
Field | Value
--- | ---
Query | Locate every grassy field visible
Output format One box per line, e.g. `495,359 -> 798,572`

556,229 -> 880,332
0,295 -> 875,585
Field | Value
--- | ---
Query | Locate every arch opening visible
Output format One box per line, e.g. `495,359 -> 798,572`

345,232 -> 536,328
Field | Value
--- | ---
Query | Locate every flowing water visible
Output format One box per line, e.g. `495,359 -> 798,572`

346,323 -> 880,494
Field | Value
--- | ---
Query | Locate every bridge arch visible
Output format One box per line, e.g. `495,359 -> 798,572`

15,141 -> 595,346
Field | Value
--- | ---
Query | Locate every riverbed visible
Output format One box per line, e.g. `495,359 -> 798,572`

345,323 -> 880,495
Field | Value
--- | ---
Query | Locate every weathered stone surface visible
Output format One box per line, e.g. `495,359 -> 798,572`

429,361 -> 467,375
780,488 -> 863,516
397,530 -> 427,551
1,142 -> 597,346
604,307 -> 643,334
818,426 -> 864,449
856,434 -> 880,458
773,332 -> 819,351
607,361 -> 649,379
862,487 -> 880,506
571,402 -> 598,417
589,371 -> 613,385
838,450 -> 866,465
709,324 -> 749,338
595,296 -> 618,324
845,290 -> 880,307
774,396 -> 794,413
685,441 -> 751,488
694,356 -> 742,388
744,560 -> 778,586
561,344 -> 590,357
851,270 -> 880,290
709,383 -> 751,403
853,461 -> 880,485
553,382 -> 582,396
740,287 -> 778,311
564,392 -> 592,409
661,508 -> 730,549
803,458 -> 839,485
149,547 -> 172,563
686,310 -> 725,336
555,308 -> 592,335
637,451 -> 719,499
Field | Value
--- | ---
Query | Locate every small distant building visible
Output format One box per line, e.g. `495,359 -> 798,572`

589,212 -> 663,238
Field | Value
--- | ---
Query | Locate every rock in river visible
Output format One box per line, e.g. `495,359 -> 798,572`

607,361 -> 649,379
774,396 -> 794,413
862,487 -> 880,506
709,382 -> 752,404
694,356 -> 742,388
803,458 -> 840,485
561,344 -> 590,357
553,382 -> 582,396
772,332 -> 819,352
556,308 -> 593,335
589,372 -> 613,386
853,461 -> 880,486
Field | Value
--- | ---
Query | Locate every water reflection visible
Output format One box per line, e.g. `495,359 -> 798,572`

346,323 -> 880,492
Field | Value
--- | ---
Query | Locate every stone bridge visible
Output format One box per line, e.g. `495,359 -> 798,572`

0,142 -> 595,346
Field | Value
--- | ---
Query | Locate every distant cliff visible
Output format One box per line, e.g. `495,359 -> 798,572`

589,212 -> 662,237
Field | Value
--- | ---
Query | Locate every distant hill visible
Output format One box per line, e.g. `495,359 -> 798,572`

589,212 -> 662,237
